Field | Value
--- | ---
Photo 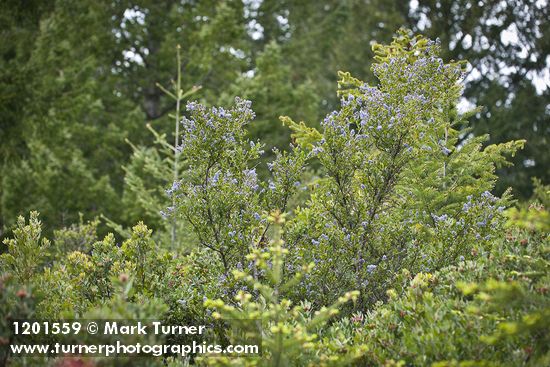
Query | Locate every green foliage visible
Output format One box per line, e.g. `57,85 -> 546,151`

203,212 -> 363,366
120,126 -> 175,226
222,42 -> 320,163
351,217 -> 549,366
1,212 -> 49,283
284,33 -> 522,308
80,278 -> 170,367
279,116 -> 323,150
171,98 -> 264,271
159,247 -> 228,335
52,215 -> 99,256
1,0 -> 546,242
115,123 -> 198,251
0,0 -> 249,237
120,222 -> 169,295
0,214 -> 48,354
1,141 -> 120,236
0,29 -> 548,367
505,179 -> 550,232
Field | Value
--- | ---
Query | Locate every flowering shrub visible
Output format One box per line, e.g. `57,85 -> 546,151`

314,214 -> 549,366
202,212 -> 364,366
1,31 -> 547,366
242,32 -> 521,309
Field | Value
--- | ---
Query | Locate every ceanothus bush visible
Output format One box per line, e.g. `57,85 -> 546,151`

168,97 -> 308,275
280,34 -> 523,308
167,31 -> 524,311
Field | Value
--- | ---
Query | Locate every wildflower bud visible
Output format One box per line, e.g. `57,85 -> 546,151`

350,314 -> 363,323
119,273 -> 129,283
16,289 -> 27,299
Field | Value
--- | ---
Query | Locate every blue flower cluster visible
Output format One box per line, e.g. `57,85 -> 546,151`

178,97 -> 255,155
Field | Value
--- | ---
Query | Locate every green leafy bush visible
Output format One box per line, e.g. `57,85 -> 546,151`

202,211 -> 363,366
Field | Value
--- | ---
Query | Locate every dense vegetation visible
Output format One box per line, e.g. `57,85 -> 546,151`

1,0 -> 549,237
1,0 -> 549,365
0,29 -> 548,366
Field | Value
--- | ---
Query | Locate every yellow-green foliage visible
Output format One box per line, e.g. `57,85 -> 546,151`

202,212 -> 363,366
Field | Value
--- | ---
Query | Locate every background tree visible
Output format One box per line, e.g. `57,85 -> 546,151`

408,0 -> 549,197
1,0 -> 547,239
0,0 -> 250,236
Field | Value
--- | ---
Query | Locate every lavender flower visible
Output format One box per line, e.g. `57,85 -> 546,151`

432,213 -> 448,222
312,146 -> 324,155
243,168 -> 259,191
186,101 -> 199,111
211,171 -> 221,185
166,180 -> 181,196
